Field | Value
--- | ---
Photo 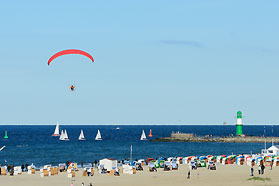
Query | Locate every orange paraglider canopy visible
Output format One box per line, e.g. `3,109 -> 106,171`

48,49 -> 94,65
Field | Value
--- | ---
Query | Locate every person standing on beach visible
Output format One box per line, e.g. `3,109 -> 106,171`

250,166 -> 254,176
261,164 -> 265,174
258,165 -> 261,175
187,170 -> 190,179
25,163 -> 28,171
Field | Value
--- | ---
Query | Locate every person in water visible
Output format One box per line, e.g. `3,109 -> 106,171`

70,85 -> 75,91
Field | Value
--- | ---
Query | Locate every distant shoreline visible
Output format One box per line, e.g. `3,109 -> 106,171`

0,124 -> 278,126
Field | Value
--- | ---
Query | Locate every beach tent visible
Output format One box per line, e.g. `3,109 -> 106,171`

99,158 -> 118,172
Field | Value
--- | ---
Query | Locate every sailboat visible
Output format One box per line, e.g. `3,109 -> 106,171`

140,130 -> 147,140
64,129 -> 69,141
59,130 -> 64,140
52,122 -> 60,136
79,129 -> 86,141
95,130 -> 102,140
59,129 -> 69,141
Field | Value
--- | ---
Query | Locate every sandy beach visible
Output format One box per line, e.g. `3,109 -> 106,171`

1,164 -> 279,186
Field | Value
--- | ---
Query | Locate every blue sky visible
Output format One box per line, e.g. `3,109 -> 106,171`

0,0 -> 278,124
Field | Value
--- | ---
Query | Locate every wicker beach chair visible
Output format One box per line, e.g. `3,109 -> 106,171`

43,169 -> 48,177
1,167 -> 7,175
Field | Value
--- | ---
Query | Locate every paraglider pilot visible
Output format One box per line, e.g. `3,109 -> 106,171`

70,85 -> 75,91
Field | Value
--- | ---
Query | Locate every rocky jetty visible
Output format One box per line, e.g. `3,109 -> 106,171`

150,132 -> 279,143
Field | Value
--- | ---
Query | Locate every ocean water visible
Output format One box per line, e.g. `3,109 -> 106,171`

0,125 -> 277,166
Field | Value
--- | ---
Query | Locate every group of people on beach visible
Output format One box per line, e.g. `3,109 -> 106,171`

251,164 -> 266,176
0,163 -> 30,176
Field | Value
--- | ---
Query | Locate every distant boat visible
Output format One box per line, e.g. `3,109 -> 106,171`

148,129 -> 152,137
79,129 -> 86,141
140,130 -> 147,140
95,130 -> 102,140
59,129 -> 69,141
52,122 -> 60,136
64,130 -> 69,140
59,130 -> 64,140
116,127 -> 120,130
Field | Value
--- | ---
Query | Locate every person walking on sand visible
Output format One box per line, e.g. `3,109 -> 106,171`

250,166 -> 254,176
187,170 -> 190,179
258,165 -> 261,175
261,164 -> 265,174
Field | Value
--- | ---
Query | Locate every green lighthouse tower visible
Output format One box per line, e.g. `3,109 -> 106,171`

236,111 -> 243,135
4,131 -> 8,139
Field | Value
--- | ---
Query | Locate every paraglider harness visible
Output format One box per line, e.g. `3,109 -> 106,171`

70,85 -> 75,91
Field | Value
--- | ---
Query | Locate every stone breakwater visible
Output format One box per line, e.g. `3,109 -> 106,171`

150,133 -> 279,143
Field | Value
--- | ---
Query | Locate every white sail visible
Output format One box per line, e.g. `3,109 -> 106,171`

59,130 -> 64,140
64,129 -> 69,140
79,129 -> 85,140
95,130 -> 102,140
140,130 -> 147,140
53,122 -> 60,136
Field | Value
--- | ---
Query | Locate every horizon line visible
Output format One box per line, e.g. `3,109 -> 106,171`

0,123 -> 278,126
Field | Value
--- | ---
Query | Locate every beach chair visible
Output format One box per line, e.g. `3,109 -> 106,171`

82,168 -> 87,176
109,169 -> 115,176
54,167 -> 58,175
1,167 -> 7,175
43,169 -> 48,177
71,170 -> 75,178
50,167 -> 54,176
172,163 -> 178,170
28,166 -> 32,174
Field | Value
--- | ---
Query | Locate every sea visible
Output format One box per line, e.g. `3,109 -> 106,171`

0,125 -> 277,166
